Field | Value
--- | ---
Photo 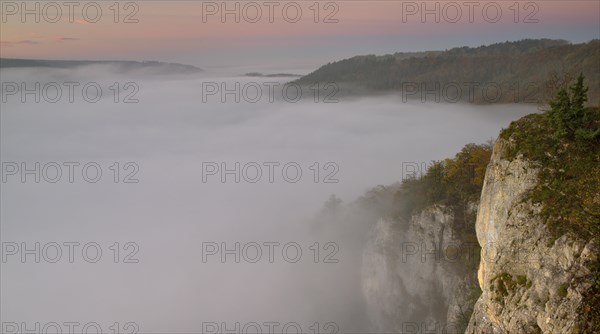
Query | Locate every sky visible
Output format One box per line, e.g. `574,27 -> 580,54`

1,0 -> 599,70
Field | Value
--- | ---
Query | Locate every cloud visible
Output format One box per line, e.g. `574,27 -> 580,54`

0,40 -> 41,47
57,37 -> 80,42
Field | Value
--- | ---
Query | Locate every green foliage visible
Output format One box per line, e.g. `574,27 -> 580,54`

391,143 -> 492,277
500,75 -> 599,330
558,283 -> 569,298
394,143 -> 493,222
490,273 -> 531,305
499,76 -> 600,241
548,89 -> 573,137
294,39 -> 600,104
548,74 -> 599,140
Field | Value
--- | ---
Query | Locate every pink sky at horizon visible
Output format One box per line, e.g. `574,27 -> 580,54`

1,1 -> 598,68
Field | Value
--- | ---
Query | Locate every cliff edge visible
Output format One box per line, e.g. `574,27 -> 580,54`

467,108 -> 599,333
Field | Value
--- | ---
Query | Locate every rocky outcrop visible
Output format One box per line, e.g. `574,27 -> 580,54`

361,205 -> 479,333
467,139 -> 598,333
360,133 -> 597,334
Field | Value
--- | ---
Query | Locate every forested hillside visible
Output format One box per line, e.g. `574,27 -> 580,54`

0,58 -> 203,74
295,39 -> 599,104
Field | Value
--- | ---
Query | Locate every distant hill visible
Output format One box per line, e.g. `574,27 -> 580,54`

244,72 -> 302,78
294,39 -> 600,104
0,58 -> 203,75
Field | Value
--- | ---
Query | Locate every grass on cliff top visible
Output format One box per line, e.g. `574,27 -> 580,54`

499,84 -> 599,241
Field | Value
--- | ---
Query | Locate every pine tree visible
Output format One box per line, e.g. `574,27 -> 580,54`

548,73 -> 592,139
548,87 -> 572,137
570,74 -> 589,133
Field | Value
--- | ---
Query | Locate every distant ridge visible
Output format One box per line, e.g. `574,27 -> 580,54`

294,39 -> 600,104
244,72 -> 302,78
0,58 -> 203,74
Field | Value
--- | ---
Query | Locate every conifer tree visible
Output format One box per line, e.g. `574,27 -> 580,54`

548,73 -> 594,139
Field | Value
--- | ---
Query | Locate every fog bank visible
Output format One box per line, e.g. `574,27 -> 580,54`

0,65 -> 535,333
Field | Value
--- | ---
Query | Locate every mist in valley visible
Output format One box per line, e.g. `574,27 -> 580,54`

1,64 -> 535,333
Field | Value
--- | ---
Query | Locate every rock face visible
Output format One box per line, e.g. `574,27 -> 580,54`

467,139 -> 598,333
361,206 -> 479,333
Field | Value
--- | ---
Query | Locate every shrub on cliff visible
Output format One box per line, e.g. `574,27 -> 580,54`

393,142 -> 493,224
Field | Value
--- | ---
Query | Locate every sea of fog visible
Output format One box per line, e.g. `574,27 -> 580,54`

0,66 -> 535,333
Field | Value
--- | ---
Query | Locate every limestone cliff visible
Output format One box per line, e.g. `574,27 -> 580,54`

361,205 -> 480,333
466,138 -> 598,333
359,106 -> 598,333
